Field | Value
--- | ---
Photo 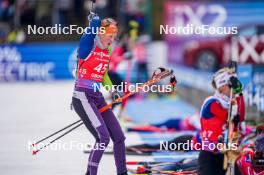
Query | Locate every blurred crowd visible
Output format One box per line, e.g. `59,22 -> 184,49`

0,0 -> 150,44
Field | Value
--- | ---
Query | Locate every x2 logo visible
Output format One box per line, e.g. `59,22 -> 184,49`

230,35 -> 264,64
184,25 -> 264,71
169,4 -> 227,27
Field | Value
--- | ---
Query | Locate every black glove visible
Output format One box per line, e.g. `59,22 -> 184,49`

170,75 -> 177,88
232,114 -> 240,128
229,76 -> 243,94
111,91 -> 121,103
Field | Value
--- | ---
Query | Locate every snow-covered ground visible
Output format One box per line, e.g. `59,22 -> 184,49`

0,81 -> 153,175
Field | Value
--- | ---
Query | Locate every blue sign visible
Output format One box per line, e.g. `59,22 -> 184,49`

0,43 -> 78,81
237,64 -> 264,112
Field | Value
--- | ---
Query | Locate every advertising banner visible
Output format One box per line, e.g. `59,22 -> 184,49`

238,64 -> 264,112
0,43 -> 78,81
164,2 -> 264,69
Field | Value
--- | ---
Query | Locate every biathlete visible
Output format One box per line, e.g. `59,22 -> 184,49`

235,125 -> 264,175
198,67 -> 245,175
71,14 -> 128,175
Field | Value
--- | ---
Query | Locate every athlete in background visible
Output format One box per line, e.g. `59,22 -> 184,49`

236,125 -> 264,175
108,34 -> 132,87
71,14 -> 127,175
198,67 -> 244,175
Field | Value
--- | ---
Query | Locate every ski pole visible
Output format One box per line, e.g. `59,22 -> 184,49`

97,69 -> 174,112
32,98 -> 120,147
32,119 -> 82,146
226,88 -> 235,175
87,0 -> 96,22
225,61 -> 238,175
227,88 -> 234,144
32,69 -> 174,155
32,100 -> 121,155
32,122 -> 83,155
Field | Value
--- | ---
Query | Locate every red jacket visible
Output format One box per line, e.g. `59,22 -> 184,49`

77,45 -> 110,82
237,145 -> 264,175
200,95 -> 245,143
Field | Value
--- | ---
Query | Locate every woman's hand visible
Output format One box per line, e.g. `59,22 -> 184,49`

112,91 -> 122,104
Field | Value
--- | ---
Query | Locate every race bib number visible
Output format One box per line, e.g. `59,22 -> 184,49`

94,63 -> 108,73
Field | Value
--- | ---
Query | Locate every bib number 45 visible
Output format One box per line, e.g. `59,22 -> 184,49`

94,63 -> 108,73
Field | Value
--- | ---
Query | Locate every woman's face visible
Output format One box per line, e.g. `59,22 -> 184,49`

219,85 -> 232,97
99,33 -> 117,48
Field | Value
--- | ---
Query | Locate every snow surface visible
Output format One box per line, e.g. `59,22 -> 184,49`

0,81 -> 153,175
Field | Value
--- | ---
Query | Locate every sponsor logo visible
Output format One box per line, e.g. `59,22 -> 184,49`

0,46 -> 54,81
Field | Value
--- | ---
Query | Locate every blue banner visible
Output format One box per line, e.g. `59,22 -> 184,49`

0,43 -> 78,81
237,64 -> 264,112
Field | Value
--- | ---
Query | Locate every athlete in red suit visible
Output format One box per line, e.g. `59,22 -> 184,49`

236,126 -> 264,175
72,14 -> 127,175
198,67 -> 244,175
